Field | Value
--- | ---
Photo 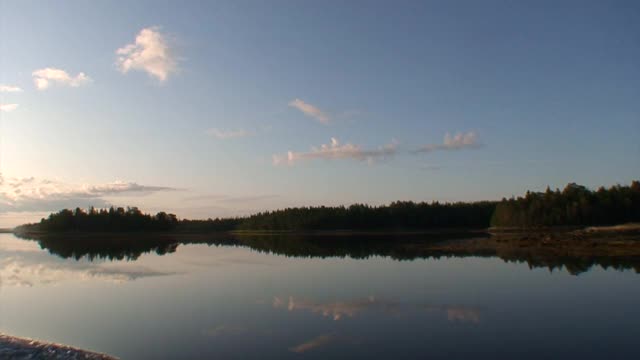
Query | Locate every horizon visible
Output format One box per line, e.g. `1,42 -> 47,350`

1,0 -> 639,227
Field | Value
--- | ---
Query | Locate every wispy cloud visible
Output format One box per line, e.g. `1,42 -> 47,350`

183,194 -> 278,203
0,174 -> 177,213
116,26 -> 177,82
0,85 -> 23,93
32,68 -> 91,90
288,99 -> 330,124
415,131 -> 481,153
0,103 -> 19,112
273,137 -> 398,166
205,128 -> 251,139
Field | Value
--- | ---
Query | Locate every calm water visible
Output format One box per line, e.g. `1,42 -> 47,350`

1,233 -> 639,359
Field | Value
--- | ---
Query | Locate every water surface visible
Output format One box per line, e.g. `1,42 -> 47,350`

1,233 -> 638,359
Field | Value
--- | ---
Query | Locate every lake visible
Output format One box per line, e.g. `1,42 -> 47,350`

1,232 -> 639,359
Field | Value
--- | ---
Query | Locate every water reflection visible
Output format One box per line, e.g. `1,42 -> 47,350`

1,233 -> 639,359
273,295 -> 481,323
201,325 -> 248,338
0,256 -> 173,287
427,306 -> 481,323
0,236 -> 175,287
14,232 -> 640,275
289,333 -> 344,353
274,296 -> 399,320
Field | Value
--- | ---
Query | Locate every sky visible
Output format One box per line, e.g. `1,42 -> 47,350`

0,0 -> 638,227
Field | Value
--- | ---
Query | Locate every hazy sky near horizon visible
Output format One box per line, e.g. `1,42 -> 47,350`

0,0 -> 639,226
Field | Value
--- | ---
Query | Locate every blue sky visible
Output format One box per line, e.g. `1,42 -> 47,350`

0,0 -> 638,226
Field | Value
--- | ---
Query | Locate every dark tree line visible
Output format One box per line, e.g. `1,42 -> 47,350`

491,181 -> 640,227
14,180 -> 640,232
16,206 -> 179,233
179,217 -> 243,232
236,201 -> 496,231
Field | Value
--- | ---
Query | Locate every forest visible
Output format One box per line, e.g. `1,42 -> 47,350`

16,206 -> 180,233
14,180 -> 640,233
491,181 -> 640,227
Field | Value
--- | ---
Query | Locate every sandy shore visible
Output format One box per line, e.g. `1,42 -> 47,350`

0,334 -> 117,360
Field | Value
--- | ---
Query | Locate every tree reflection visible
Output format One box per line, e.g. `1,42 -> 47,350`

15,232 -> 640,275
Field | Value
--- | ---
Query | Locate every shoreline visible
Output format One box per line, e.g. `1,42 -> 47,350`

12,223 -> 640,239
0,334 -> 117,360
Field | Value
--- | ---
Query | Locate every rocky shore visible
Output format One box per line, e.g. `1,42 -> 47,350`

0,334 -> 117,360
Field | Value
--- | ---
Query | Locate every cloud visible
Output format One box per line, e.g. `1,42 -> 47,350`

205,128 -> 251,139
183,194 -> 278,203
0,174 -> 177,213
288,99 -> 330,124
0,103 -> 19,112
116,26 -> 177,82
415,131 -> 481,153
0,85 -> 23,93
272,138 -> 397,166
289,334 -> 338,353
32,68 -> 91,90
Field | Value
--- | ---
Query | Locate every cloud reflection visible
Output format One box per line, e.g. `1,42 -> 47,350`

201,325 -> 248,338
424,305 -> 481,323
273,296 -> 481,323
0,253 -> 173,287
273,296 -> 399,321
289,333 -> 339,353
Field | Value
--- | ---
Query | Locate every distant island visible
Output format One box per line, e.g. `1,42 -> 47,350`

14,180 -> 640,234
11,180 -> 640,276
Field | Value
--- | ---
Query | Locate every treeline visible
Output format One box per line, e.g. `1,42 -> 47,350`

491,181 -> 640,227
236,202 -> 496,231
15,180 -> 640,232
16,207 -> 179,233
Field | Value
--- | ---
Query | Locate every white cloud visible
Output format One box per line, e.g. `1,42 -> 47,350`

0,174 -> 176,213
273,137 -> 397,166
0,85 -> 23,93
288,99 -> 330,124
0,103 -> 19,112
116,26 -> 177,82
32,68 -> 91,90
415,131 -> 481,153
205,128 -> 251,139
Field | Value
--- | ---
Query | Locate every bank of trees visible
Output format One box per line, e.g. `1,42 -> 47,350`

236,201 -> 496,231
15,180 -> 640,232
491,181 -> 640,227
17,206 -> 178,232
